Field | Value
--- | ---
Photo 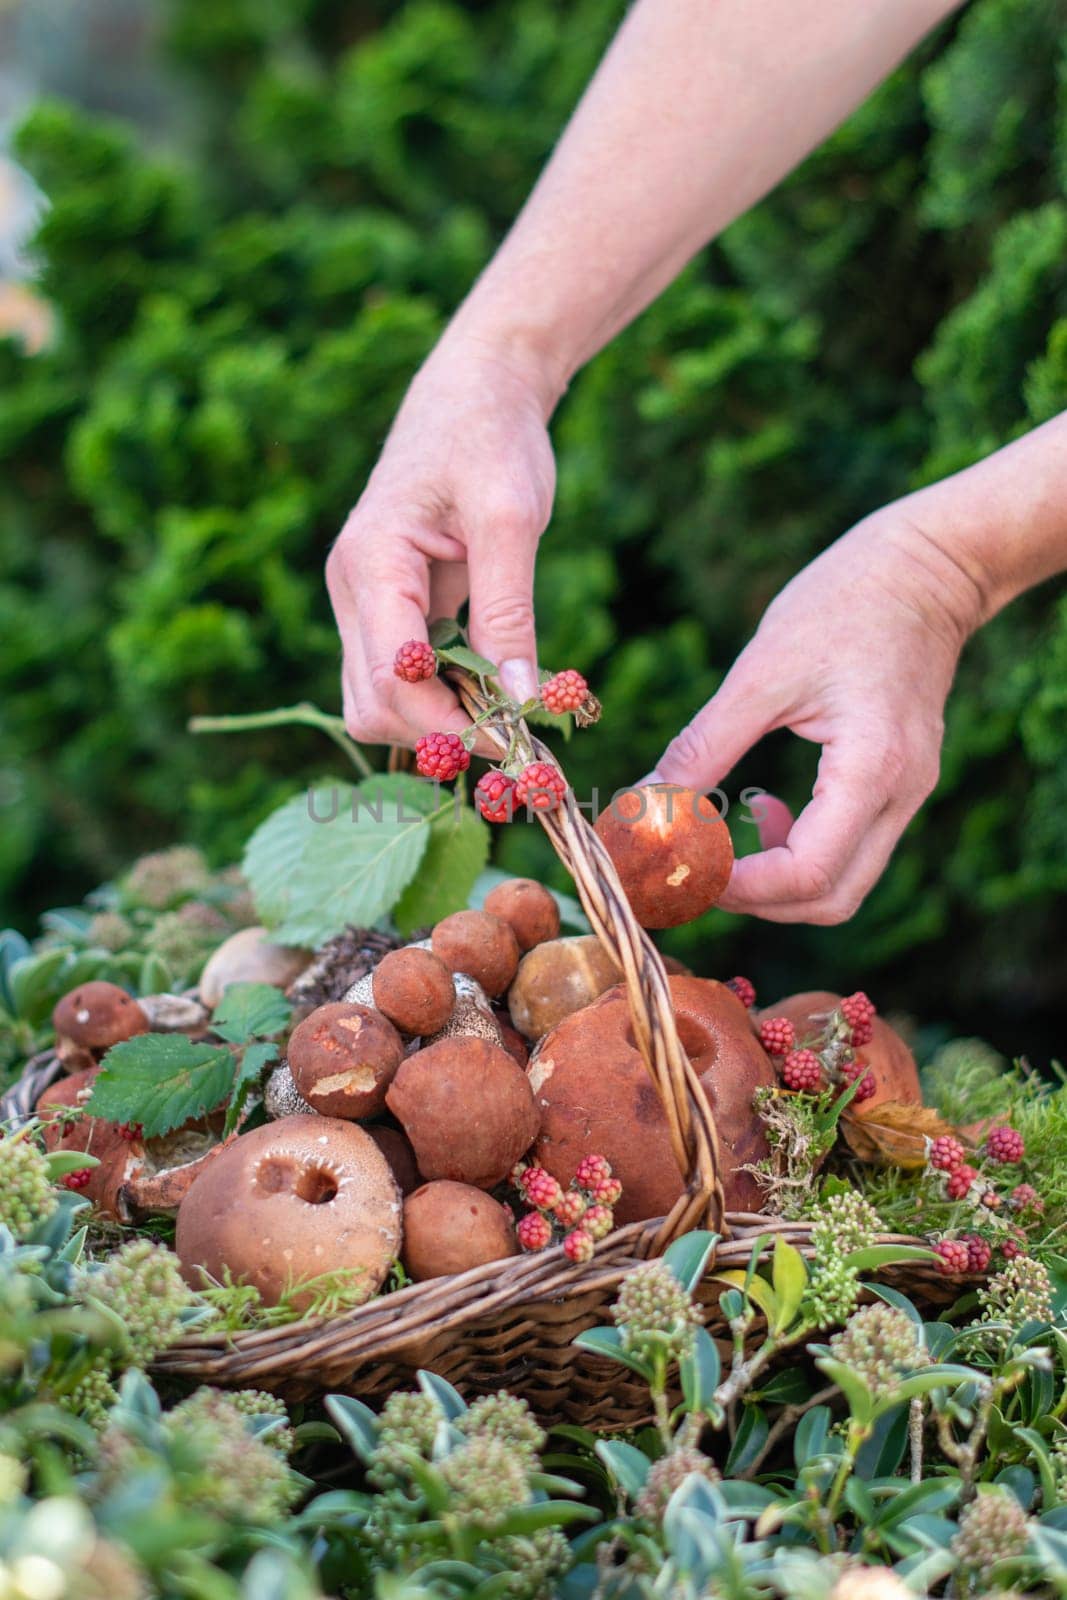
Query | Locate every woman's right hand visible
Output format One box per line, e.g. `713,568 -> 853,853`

326,334 -> 559,746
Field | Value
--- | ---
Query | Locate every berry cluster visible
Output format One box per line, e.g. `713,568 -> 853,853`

514,761 -> 567,813
414,731 -> 471,782
512,1155 -> 621,1263
758,1017 -> 795,1056
539,669 -> 588,715
474,770 -> 517,823
761,992 -> 880,1106
782,1048 -> 821,1093
839,990 -> 876,1047
726,976 -> 756,1009
925,1118 -> 1036,1275
116,1122 -> 143,1142
393,639 -> 437,683
62,1167 -> 93,1191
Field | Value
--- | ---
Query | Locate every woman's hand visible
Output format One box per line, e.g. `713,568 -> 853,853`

326,335 -> 558,746
647,506 -> 987,923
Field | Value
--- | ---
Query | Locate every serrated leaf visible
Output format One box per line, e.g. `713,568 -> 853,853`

435,643 -> 498,677
223,1040 -> 279,1137
394,804 -> 489,937
212,983 -> 292,1045
88,1034 -> 236,1137
841,1102 -> 959,1167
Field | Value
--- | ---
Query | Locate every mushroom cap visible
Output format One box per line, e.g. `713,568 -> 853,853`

431,910 -> 520,998
483,879 -> 561,952
365,1124 -> 422,1196
386,1036 -> 540,1189
372,947 -> 456,1036
402,1180 -> 517,1281
507,935 -> 620,1040
51,982 -> 149,1053
530,976 -> 776,1221
759,991 -> 920,1111
176,1114 -> 401,1310
593,786 -> 733,928
35,1068 -> 140,1218
288,1002 -> 404,1119
199,926 -> 312,1010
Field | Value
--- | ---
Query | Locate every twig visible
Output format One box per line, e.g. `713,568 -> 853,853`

741,1384 -> 838,1479
189,703 -> 373,778
909,1396 -> 924,1483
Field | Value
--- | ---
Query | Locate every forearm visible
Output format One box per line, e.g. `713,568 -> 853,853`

448,0 -> 962,407
905,413 -> 1067,628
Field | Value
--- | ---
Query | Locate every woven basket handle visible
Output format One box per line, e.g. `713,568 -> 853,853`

448,668 -> 727,1248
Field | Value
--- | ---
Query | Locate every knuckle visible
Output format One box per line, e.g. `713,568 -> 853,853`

808,893 -> 861,926
367,659 -> 400,702
479,491 -> 540,539
663,721 -> 709,775
794,859 -> 837,903
477,593 -> 536,639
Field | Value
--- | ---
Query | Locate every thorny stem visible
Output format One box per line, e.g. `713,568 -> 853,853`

741,1384 -> 839,1480
189,703 -> 374,778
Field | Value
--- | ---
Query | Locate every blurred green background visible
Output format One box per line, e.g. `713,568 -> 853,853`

1,0 -> 1064,1053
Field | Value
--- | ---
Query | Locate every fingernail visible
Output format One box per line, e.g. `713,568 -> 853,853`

500,658 -> 539,703
634,769 -> 664,787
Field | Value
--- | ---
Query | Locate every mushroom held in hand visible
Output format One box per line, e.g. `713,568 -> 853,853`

176,1115 -> 401,1310
431,910 -> 520,998
288,1002 -> 404,1119
386,1036 -> 539,1189
402,1180 -> 517,1280
593,785 -> 733,928
483,879 -> 560,952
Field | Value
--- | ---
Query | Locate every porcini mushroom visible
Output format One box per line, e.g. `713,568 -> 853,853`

402,1180 -> 517,1280
287,1002 -> 404,1119
593,785 -> 733,928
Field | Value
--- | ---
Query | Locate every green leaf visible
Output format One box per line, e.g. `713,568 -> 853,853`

223,1041 -> 279,1137
595,1439 -> 650,1497
814,1356 -> 874,1427
574,1326 -> 652,1377
88,1034 -> 236,1137
7,948 -> 70,1024
435,643 -> 498,677
662,1231 -> 718,1293
416,1370 -> 467,1421
847,1243 -> 938,1272
428,617 -> 463,650
679,1325 -> 721,1413
211,982 -> 292,1045
44,1150 -> 101,1179
1014,1427 -> 1058,1508
714,1268 -> 778,1325
394,803 -> 489,937
324,1395 -> 379,1463
724,1404 -> 769,1476
771,1236 -> 808,1334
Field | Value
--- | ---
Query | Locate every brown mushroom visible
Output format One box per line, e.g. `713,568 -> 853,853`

507,936 -> 620,1040
366,1124 -> 422,1196
593,785 -> 733,928
35,1068 -> 140,1219
372,947 -> 456,1036
52,982 -> 148,1058
288,1002 -> 404,1119
386,1036 -> 539,1189
402,1180 -> 517,1280
530,976 -> 776,1221
483,879 -> 560,953
199,926 -> 312,1010
758,991 -> 920,1111
431,911 -> 520,998
176,1114 -> 401,1310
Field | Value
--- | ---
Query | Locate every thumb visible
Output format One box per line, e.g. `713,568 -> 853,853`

467,517 -> 540,704
647,675 -> 777,793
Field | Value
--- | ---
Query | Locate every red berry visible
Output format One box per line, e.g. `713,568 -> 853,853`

517,1212 -> 553,1252
961,1233 -> 992,1274
575,1154 -> 613,1191
563,1228 -> 595,1264
475,770 -> 517,823
62,1168 -> 92,1191
590,1175 -> 623,1206
1002,1235 -> 1026,1261
929,1135 -> 966,1174
393,640 -> 437,683
986,1126 -> 1025,1165
1010,1183 -> 1043,1215
552,1190 -> 588,1229
946,1164 -> 978,1201
782,1048 -> 822,1093
840,991 -> 876,1047
840,1054 -> 876,1103
726,976 -> 756,1009
520,1166 -> 562,1211
934,1238 -> 970,1276
540,670 -> 589,715
116,1122 -> 143,1142
414,732 -> 470,782
759,1017 -> 796,1056
514,761 -> 567,813
582,1203 -> 614,1241
981,1190 -> 1003,1211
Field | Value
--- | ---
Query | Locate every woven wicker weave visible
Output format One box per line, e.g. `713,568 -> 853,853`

155,670 -> 948,1423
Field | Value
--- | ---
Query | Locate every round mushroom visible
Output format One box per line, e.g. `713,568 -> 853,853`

593,785 -> 733,928
372,947 -> 456,1036
507,935 -> 620,1040
176,1114 -> 401,1310
483,879 -> 560,952
386,1036 -> 539,1189
402,1180 -> 517,1280
366,1124 -> 422,1196
35,1068 -> 140,1218
288,1002 -> 404,1119
52,982 -> 148,1057
431,910 -> 520,998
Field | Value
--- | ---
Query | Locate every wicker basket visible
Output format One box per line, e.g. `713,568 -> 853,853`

154,671 -> 954,1425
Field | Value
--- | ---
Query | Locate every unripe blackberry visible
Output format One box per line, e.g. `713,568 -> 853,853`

934,1238 -> 971,1276
961,1233 -> 992,1274
582,1203 -> 615,1241
758,1017 -> 795,1056
840,1054 -> 876,1102
475,770 -> 518,823
574,1154 -> 613,1191
516,1212 -> 553,1252
979,1256 -> 1052,1324
540,669 -> 589,715
1010,1183 -> 1042,1215
82,1238 -> 194,1363
590,1175 -> 623,1206
946,1164 -> 978,1201
368,1390 -> 441,1489
520,1166 -> 562,1210
415,731 -> 470,782
635,1446 -> 720,1521
440,1435 -> 529,1525
810,1190 -> 883,1258
393,639 -> 437,683
840,991 -> 876,1047
981,1189 -> 1002,1210
929,1134 -> 966,1174
986,1125 -> 1025,1165
116,1122 -> 143,1142
514,761 -> 567,813
0,1135 -> 57,1236
552,1190 -> 588,1229
1001,1236 -> 1025,1262
782,1048 -> 822,1092
461,1393 -> 545,1467
725,976 -> 756,1009
612,1260 -> 700,1361
563,1228 -> 594,1264
951,1490 -> 1030,1581
828,1303 -> 927,1399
